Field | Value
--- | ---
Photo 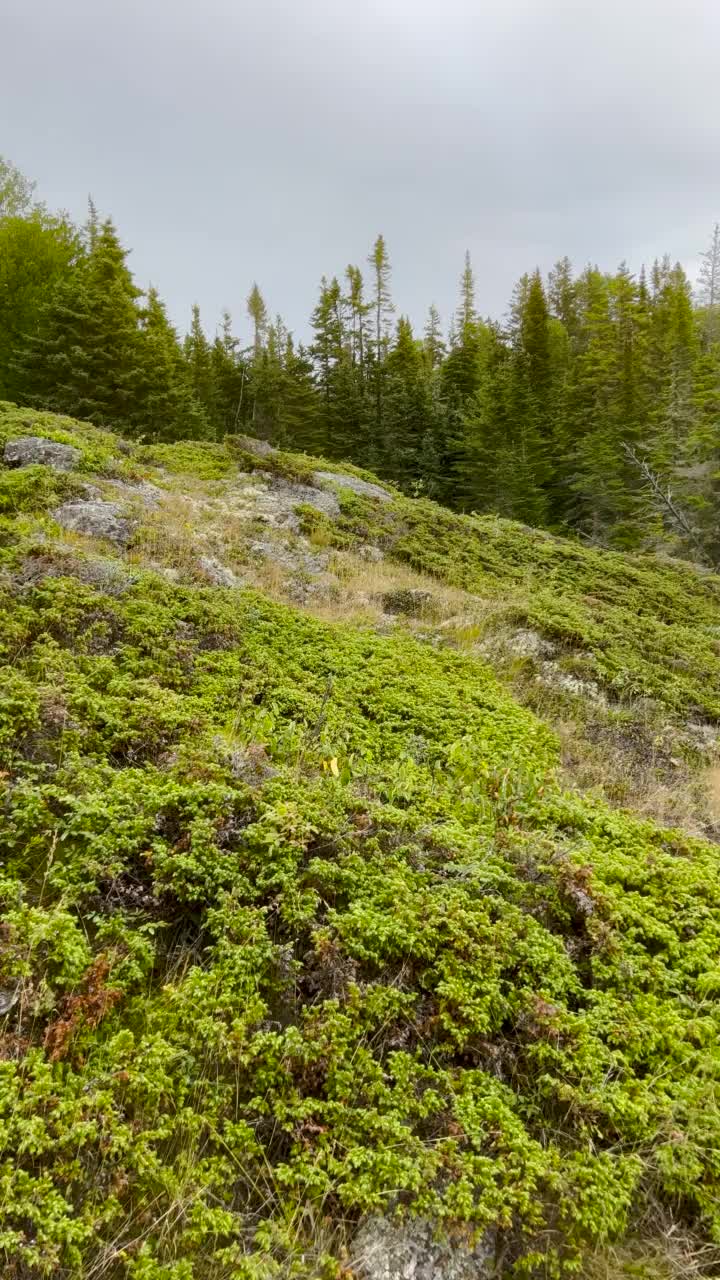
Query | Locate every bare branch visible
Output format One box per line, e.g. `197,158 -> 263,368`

622,443 -> 717,570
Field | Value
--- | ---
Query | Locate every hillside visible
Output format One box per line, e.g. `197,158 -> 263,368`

2,401 -> 720,1280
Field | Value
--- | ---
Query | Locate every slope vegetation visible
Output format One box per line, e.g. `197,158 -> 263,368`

1,403 -> 720,1280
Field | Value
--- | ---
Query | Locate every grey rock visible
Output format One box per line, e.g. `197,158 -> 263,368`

147,562 -> 180,582
358,544 -> 385,563
222,473 -> 340,530
0,987 -> 19,1016
379,588 -> 436,617
287,577 -> 341,605
105,478 -> 164,508
20,553 -> 132,595
351,1217 -> 496,1280
282,479 -> 340,521
507,629 -> 556,660
249,538 -> 329,576
233,434 -> 277,458
72,557 -> 133,594
313,469 -> 391,502
4,436 -> 81,472
537,662 -> 606,704
198,556 -> 240,587
685,720 -> 720,750
53,500 -> 133,546
217,741 -> 278,787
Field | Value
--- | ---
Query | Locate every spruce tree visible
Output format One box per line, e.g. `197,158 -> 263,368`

134,288 -> 210,441
547,257 -> 581,341
247,283 -> 268,357
0,209 -> 79,402
310,276 -> 366,460
382,316 -> 433,487
184,305 -> 216,421
565,267 -> 649,544
647,262 -> 697,470
276,337 -> 325,455
12,215 -> 143,430
368,235 -> 394,452
440,253 -> 489,505
424,305 -> 446,369
442,252 -> 484,401
344,265 -> 372,374
209,311 -> 247,436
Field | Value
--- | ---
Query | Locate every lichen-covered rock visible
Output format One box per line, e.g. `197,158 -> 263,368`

358,543 -> 385,563
0,986 -> 19,1015
228,475 -> 340,529
313,469 -> 391,502
537,661 -> 607,703
105,478 -> 164,508
18,552 -> 133,595
280,479 -> 340,523
232,434 -> 277,458
379,588 -> 436,617
4,436 -> 81,472
53,500 -> 132,546
198,556 -> 241,587
351,1217 -> 496,1280
249,537 -> 329,576
507,629 -> 556,659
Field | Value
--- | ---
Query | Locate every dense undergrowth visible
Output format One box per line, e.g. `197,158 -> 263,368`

297,487 -> 720,723
2,405 -> 720,1278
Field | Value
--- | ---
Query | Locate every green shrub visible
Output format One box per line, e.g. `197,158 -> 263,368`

2,409 -> 720,1277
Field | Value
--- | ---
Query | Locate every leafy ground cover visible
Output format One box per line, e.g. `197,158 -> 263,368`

2,405 -> 720,1279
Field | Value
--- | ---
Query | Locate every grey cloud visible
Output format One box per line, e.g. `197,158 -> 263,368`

3,0 -> 720,342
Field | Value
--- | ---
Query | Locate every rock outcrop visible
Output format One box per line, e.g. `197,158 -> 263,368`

313,469 -> 392,502
52,499 -> 133,545
4,436 -> 81,472
351,1218 -> 496,1280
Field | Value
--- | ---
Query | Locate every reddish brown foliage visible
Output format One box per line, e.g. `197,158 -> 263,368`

43,954 -> 122,1062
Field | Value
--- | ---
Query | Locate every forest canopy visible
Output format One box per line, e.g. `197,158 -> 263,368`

2,154 -> 719,558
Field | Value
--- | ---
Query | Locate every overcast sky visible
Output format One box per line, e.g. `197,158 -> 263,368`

3,0 -> 720,343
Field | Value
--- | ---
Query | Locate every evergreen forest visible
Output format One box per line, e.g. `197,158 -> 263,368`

3,154 -> 720,560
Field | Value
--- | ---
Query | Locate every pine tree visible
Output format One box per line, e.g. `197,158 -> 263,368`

247,283 -> 268,357
382,316 -> 435,487
135,288 -> 210,440
0,209 -> 79,402
184,305 -> 217,421
12,215 -> 144,430
276,337 -> 325,455
368,235 -> 394,450
424,305 -> 446,369
442,252 -> 484,402
308,276 -> 365,460
565,267 -> 650,543
344,265 -> 371,373
547,257 -> 581,341
209,311 -> 247,436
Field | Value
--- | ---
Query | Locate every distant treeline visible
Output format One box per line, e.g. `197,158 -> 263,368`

2,155 -> 719,556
